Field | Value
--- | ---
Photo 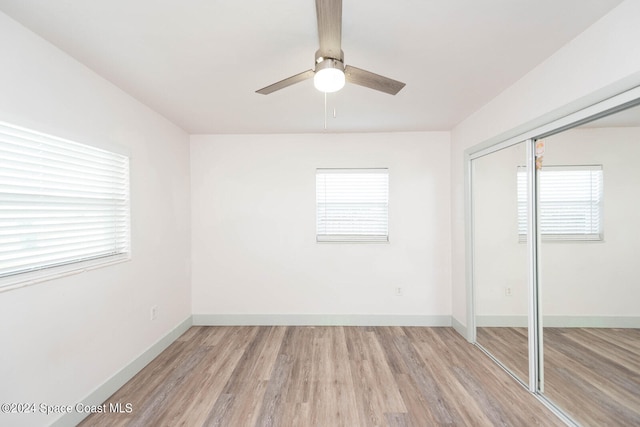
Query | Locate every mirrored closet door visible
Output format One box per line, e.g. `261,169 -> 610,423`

471,141 -> 529,386
538,103 -> 640,426
469,92 -> 640,426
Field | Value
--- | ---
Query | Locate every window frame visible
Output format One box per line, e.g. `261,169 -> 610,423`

315,168 -> 389,243
0,121 -> 131,292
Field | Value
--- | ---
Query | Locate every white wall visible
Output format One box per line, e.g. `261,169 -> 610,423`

473,127 -> 640,323
0,12 -> 191,427
472,143 -> 529,322
451,0 -> 640,329
540,127 -> 640,317
191,132 -> 451,322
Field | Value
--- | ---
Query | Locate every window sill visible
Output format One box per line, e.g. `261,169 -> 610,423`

317,236 -> 389,243
518,234 -> 603,243
0,254 -> 131,294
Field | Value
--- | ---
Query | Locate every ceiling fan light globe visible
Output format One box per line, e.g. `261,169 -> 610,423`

314,67 -> 345,93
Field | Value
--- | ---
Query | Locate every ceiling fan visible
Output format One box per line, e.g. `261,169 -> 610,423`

256,0 -> 405,96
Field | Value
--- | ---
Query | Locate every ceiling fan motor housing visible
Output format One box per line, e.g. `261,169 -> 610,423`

315,57 -> 344,73
315,49 -> 344,64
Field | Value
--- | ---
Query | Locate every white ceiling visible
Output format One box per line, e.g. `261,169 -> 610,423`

0,0 -> 623,134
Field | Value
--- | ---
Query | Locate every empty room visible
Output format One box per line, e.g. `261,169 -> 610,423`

1,1 -> 639,426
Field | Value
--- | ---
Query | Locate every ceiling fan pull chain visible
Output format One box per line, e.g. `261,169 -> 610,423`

324,91 -> 328,130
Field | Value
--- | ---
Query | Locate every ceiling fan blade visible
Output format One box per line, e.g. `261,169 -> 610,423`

316,0 -> 342,59
344,65 -> 406,95
255,69 -> 315,95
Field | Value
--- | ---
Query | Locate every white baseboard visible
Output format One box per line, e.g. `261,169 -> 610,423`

543,316 -> 640,328
476,315 -> 640,328
451,317 -> 469,341
52,316 -> 192,427
193,313 -> 452,327
476,315 -> 528,327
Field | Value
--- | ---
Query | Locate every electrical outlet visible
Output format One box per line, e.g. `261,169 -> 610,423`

505,287 -> 512,297
395,287 -> 403,296
150,305 -> 158,320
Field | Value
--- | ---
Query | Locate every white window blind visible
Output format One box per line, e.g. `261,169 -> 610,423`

0,122 -> 130,283
316,168 -> 389,242
517,165 -> 603,241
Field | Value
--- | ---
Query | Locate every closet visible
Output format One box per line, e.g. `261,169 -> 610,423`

467,89 -> 640,426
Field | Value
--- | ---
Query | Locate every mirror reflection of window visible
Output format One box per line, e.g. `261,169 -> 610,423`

517,165 -> 603,242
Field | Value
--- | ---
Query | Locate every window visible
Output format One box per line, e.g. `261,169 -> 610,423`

517,165 -> 603,241
0,122 -> 130,286
316,168 -> 388,242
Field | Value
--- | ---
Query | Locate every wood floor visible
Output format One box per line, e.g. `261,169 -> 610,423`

476,327 -> 529,383
477,327 -> 640,427
79,326 -> 562,427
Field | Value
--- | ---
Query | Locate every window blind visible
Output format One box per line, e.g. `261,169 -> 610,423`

517,165 -> 603,241
0,122 -> 130,281
316,168 -> 389,242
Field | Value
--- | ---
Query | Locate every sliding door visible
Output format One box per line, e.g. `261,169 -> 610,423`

468,88 -> 640,426
537,103 -> 640,425
471,141 -> 530,385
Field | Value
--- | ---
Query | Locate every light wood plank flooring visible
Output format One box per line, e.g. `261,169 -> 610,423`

477,327 -> 640,426
80,326 -> 563,427
476,327 -> 529,383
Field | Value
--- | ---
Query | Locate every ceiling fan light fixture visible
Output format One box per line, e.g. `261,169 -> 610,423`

254,1 -> 405,96
314,59 -> 345,93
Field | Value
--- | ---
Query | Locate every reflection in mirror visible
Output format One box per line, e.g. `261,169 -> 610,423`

539,103 -> 640,425
472,142 -> 529,385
